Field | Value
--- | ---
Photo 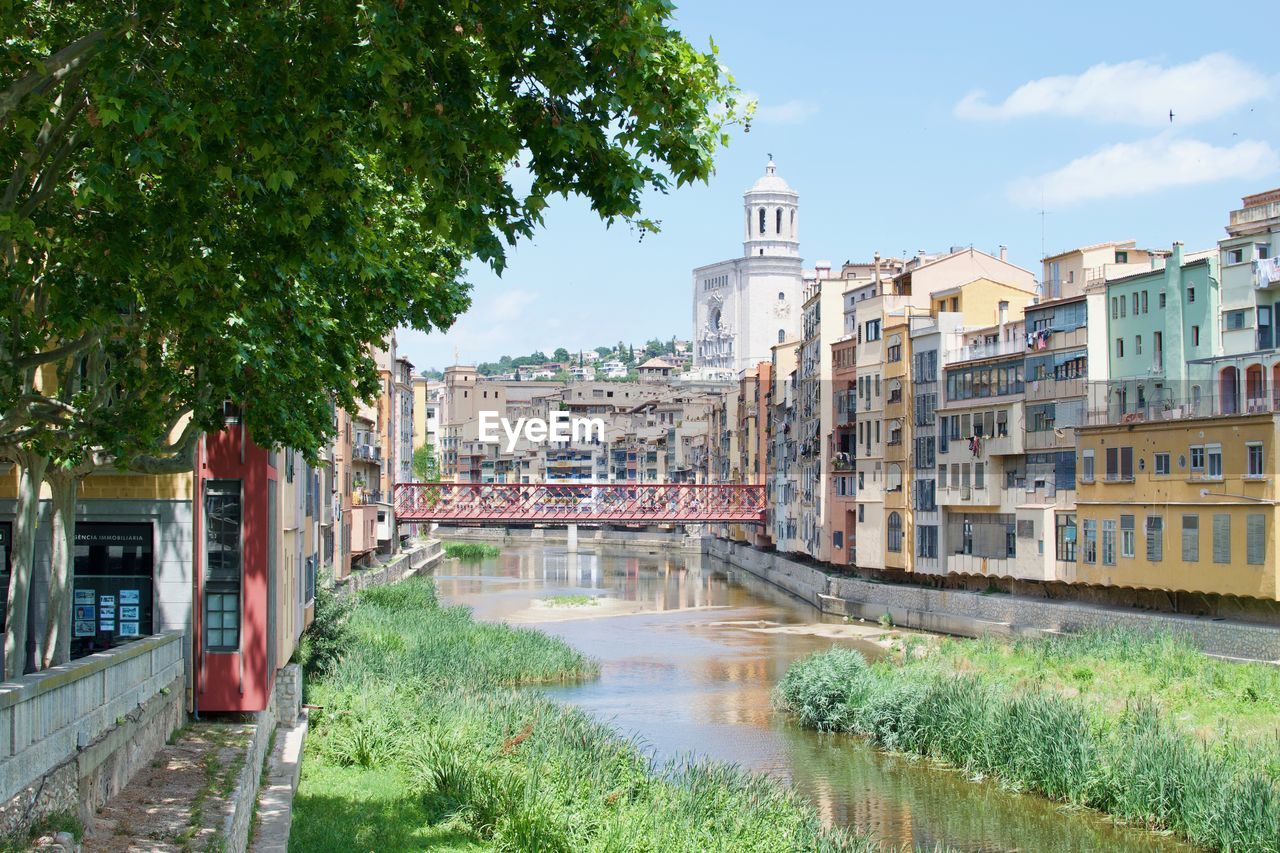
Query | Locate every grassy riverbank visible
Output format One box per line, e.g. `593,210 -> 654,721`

777,629 -> 1280,852
292,577 -> 871,851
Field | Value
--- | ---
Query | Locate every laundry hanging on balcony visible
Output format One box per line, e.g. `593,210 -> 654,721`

968,435 -> 981,457
1256,257 -> 1280,287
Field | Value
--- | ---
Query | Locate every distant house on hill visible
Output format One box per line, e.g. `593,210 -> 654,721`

638,356 -> 678,383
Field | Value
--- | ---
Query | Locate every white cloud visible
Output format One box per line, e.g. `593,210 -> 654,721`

957,54 -> 1271,125
1009,135 -> 1280,208
746,93 -> 819,125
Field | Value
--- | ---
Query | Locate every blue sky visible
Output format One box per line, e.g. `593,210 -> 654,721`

399,0 -> 1280,372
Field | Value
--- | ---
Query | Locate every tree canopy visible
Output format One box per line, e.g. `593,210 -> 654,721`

2,0 -> 746,460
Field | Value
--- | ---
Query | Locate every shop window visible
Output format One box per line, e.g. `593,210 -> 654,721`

72,522 -> 155,659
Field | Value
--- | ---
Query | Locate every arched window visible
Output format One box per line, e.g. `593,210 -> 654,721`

790,209 -> 796,236
887,463 -> 903,491
778,291 -> 785,301
776,208 -> 782,233
709,307 -> 721,332
1221,366 -> 1240,415
758,207 -> 766,234
778,329 -> 785,343
887,512 -> 903,552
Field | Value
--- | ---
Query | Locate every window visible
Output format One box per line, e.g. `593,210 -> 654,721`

1190,445 -> 1205,474
1119,296 -> 1127,318
1154,452 -> 1170,476
1192,325 -> 1201,346
1248,442 -> 1264,478
1247,513 -> 1265,565
974,462 -> 985,489
1056,515 -> 1077,562
778,329 -> 785,343
778,291 -> 785,301
1132,293 -> 1139,315
1182,515 -> 1199,562
1101,519 -> 1116,565
1116,250 -> 1129,264
1105,446 -> 1133,481
1082,519 -> 1097,563
758,207 -> 766,234
887,513 -> 903,552
1115,338 -> 1124,358
887,343 -> 902,362
858,504 -> 865,522
1206,444 -> 1223,479
1227,247 -> 1244,265
1111,297 -> 1118,320
865,319 -> 881,342
916,525 -> 938,558
1135,335 -> 1142,355
1141,291 -> 1148,314
1159,292 -> 1166,308
1226,310 -> 1248,331
1212,513 -> 1231,564
1187,287 -> 1195,303
1120,515 -> 1135,558
1081,449 -> 1095,482
833,531 -> 843,549
1258,244 -> 1271,260
1146,516 -> 1163,562
204,480 -> 242,652
776,207 -> 782,234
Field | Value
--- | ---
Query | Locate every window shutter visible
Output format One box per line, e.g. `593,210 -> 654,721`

1212,514 -> 1231,564
1247,514 -> 1266,566
1182,515 -> 1198,562
1146,516 -> 1162,562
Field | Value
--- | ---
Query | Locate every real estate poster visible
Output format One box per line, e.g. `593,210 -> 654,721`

120,605 -> 139,621
73,620 -> 95,638
119,622 -> 140,637
74,605 -> 94,621
74,589 -> 94,605
99,619 -> 115,633
120,589 -> 140,605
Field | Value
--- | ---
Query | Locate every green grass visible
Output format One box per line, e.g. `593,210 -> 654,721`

776,629 -> 1280,852
0,811 -> 83,853
542,594 -> 597,607
294,576 -> 872,851
442,542 -> 502,560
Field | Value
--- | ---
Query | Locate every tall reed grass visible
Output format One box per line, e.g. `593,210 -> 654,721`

295,576 -> 872,851
442,542 -> 502,560
777,630 -> 1280,852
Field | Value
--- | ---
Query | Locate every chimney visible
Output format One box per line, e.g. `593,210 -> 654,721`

999,245 -> 1008,262
998,300 -> 1009,341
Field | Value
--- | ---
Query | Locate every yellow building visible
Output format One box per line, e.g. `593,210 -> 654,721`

1073,413 -> 1278,601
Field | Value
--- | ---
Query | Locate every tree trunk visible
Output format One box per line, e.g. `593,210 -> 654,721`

42,469 -> 78,669
4,451 -> 47,679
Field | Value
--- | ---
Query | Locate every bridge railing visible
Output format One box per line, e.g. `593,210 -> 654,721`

393,482 -> 766,524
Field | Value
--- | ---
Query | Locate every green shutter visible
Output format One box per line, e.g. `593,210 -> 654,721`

1212,514 -> 1231,564
1247,514 -> 1266,566
1146,516 -> 1162,562
1181,515 -> 1198,562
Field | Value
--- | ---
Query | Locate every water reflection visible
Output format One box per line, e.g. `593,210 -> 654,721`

436,543 -> 1191,852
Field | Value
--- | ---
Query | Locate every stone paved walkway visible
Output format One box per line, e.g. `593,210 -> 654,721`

81,722 -> 254,852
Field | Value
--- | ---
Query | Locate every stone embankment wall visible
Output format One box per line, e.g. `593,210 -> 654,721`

0,631 -> 186,838
706,538 -> 1280,662
336,538 -> 443,598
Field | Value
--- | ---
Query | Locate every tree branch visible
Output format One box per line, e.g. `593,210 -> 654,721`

0,30 -> 106,123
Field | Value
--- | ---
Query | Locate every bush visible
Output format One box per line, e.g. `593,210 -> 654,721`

298,577 -> 352,681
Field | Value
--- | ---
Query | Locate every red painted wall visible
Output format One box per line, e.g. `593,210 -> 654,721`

196,425 -> 276,713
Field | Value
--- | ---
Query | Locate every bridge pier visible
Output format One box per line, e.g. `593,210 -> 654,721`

566,523 -> 579,552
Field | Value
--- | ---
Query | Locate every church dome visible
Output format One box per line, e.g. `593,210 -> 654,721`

748,159 -> 794,194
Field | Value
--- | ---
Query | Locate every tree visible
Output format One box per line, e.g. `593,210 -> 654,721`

553,347 -> 570,363
1,1 -> 745,674
594,346 -> 612,358
411,444 -> 441,482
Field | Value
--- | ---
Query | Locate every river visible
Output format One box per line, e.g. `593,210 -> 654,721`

434,540 -> 1192,852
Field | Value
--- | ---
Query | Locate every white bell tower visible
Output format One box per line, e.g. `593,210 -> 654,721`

743,157 -> 799,258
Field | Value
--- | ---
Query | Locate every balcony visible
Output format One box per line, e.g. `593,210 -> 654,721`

832,453 -> 854,472
943,337 -> 1025,364
937,484 -> 998,507
353,443 -> 382,463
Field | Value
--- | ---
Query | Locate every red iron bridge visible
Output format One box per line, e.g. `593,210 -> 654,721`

393,483 -> 766,524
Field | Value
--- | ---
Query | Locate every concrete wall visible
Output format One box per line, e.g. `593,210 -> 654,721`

706,537 -> 1280,662
335,538 -> 443,599
0,632 -> 185,837
436,525 -> 702,551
